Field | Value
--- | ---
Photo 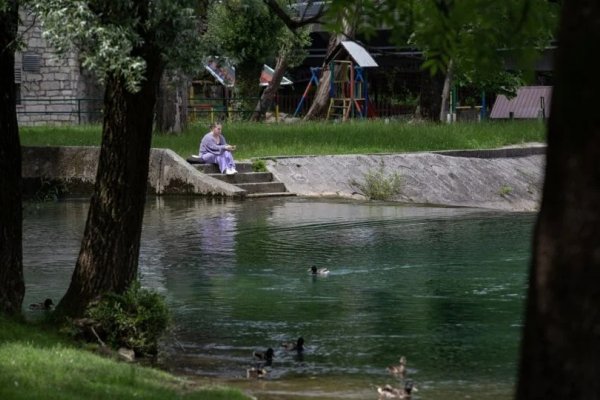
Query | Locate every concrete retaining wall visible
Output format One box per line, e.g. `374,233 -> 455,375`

266,145 -> 546,211
22,146 -> 245,198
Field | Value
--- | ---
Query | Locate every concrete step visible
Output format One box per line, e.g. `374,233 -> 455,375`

209,172 -> 274,184
194,162 -> 254,174
187,159 -> 294,197
235,182 -> 288,194
246,192 -> 297,198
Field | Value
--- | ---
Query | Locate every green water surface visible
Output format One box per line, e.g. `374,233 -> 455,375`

23,197 -> 535,400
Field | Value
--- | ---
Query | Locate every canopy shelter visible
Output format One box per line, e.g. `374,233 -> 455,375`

324,41 -> 379,68
203,57 -> 293,88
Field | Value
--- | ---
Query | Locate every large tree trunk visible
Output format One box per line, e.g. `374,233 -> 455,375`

57,48 -> 164,318
516,2 -> 600,398
155,72 -> 189,134
250,54 -> 288,121
304,21 -> 355,120
0,0 -> 25,317
303,34 -> 338,120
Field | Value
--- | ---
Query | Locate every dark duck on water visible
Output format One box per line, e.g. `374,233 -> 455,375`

281,337 -> 304,352
29,298 -> 54,310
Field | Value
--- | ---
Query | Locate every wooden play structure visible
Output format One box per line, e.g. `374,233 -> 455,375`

294,41 -> 378,121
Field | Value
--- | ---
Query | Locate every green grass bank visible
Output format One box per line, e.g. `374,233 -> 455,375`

20,119 -> 546,160
0,316 -> 250,400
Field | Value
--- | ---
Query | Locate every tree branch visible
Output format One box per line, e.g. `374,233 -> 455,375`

262,0 -> 325,31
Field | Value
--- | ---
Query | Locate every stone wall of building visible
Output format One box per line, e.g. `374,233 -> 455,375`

16,10 -> 103,126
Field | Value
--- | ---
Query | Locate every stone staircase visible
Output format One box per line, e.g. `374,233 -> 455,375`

193,162 -> 295,198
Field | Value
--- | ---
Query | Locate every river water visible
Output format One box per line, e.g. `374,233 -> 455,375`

22,197 -> 535,400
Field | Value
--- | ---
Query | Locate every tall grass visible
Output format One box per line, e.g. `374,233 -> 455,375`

0,316 -> 250,400
20,119 -> 546,160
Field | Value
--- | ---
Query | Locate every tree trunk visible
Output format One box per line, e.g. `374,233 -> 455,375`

516,2 -> 600,398
155,72 -> 189,134
416,69 -> 445,122
250,54 -> 288,122
234,62 -> 263,119
304,21 -> 355,120
0,0 -> 25,317
57,48 -> 164,318
439,59 -> 454,123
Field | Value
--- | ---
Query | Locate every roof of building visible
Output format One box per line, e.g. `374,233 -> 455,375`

490,86 -> 552,119
324,41 -> 379,68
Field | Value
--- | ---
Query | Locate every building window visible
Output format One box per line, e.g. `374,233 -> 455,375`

22,52 -> 41,73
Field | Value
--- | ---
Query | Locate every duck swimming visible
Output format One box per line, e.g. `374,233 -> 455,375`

376,381 -> 415,399
377,384 -> 402,399
281,337 -> 304,352
387,355 -> 407,378
29,298 -> 54,310
253,347 -> 274,365
246,366 -> 268,379
309,265 -> 330,275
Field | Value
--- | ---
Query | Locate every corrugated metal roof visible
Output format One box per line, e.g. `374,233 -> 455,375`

325,40 -> 379,68
490,86 -> 552,119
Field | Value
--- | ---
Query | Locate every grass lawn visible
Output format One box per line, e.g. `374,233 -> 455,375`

19,119 -> 547,161
0,316 -> 250,400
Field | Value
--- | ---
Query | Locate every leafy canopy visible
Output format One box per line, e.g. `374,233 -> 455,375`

326,0 -> 559,90
202,0 -> 310,68
34,0 -> 204,93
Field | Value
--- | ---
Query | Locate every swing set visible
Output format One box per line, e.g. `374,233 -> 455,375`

294,41 -> 378,121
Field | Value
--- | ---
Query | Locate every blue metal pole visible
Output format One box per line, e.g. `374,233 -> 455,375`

293,67 -> 319,117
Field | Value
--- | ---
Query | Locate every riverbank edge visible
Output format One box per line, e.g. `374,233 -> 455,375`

21,144 -> 546,211
265,144 -> 546,212
0,316 -> 252,400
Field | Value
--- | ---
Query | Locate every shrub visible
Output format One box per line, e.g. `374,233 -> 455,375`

252,158 -> 268,172
498,185 -> 513,197
86,282 -> 170,356
349,161 -> 403,201
31,177 -> 68,201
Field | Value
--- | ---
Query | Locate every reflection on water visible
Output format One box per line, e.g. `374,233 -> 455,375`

22,197 -> 535,400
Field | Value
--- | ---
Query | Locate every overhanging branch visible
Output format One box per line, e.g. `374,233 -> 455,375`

263,0 -> 325,31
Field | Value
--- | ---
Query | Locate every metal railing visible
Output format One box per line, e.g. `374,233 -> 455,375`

17,98 -> 103,124
188,95 -> 417,122
17,96 -> 418,125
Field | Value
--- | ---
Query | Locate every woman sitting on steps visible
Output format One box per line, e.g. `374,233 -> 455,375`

199,122 -> 237,175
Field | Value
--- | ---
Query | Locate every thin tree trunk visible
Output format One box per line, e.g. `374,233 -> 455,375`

0,0 -> 25,316
251,54 -> 288,121
57,48 -> 164,318
516,1 -> 600,398
439,59 -> 454,123
416,69 -> 445,122
234,62 -> 263,119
